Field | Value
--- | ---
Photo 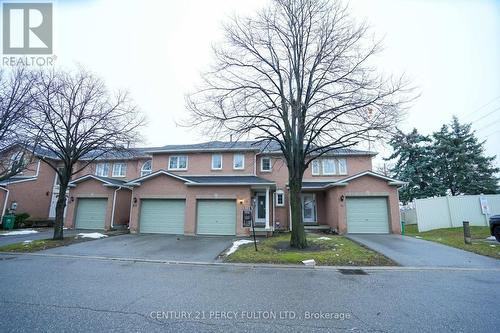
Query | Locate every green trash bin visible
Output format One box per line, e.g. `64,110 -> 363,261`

2,215 -> 15,230
401,221 -> 405,235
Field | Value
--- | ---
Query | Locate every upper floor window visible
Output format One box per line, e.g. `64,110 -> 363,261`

95,163 -> 109,177
311,160 -> 321,175
261,156 -> 272,172
211,154 -> 222,170
338,158 -> 347,175
275,190 -> 285,207
168,155 -> 187,170
9,151 -> 25,173
322,159 -> 336,175
141,160 -> 152,176
233,153 -> 245,170
112,163 -> 127,177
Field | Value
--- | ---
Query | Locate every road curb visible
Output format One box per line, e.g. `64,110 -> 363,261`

1,251 -> 500,272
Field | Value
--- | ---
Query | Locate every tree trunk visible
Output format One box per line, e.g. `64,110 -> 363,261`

289,175 -> 307,248
53,182 -> 68,240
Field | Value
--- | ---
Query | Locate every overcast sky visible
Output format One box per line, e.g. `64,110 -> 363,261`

55,0 -> 500,167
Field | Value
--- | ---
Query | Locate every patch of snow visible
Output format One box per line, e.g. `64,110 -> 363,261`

302,259 -> 316,266
490,245 -> 496,248
77,232 -> 108,239
335,253 -> 340,256
486,236 -> 496,241
23,240 -> 33,244
415,236 -> 422,239
317,237 -> 332,240
0,230 -> 38,236
226,239 -> 255,256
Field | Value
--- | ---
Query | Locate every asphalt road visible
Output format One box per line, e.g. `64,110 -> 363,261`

0,254 -> 499,332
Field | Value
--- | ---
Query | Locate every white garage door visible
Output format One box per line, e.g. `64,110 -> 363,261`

197,200 -> 236,236
346,197 -> 390,234
75,198 -> 107,229
139,199 -> 185,234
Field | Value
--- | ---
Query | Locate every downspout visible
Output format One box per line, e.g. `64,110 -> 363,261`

0,186 -> 10,222
110,186 -> 122,229
128,187 -> 135,230
272,191 -> 276,231
254,153 -> 257,175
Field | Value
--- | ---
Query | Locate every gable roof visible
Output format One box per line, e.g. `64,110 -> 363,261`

300,171 -> 406,190
124,169 -> 194,186
69,174 -> 130,187
0,176 -> 38,186
334,171 -> 407,186
183,175 -> 275,186
124,171 -> 275,187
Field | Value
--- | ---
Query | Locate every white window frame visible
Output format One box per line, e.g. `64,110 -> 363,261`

322,159 -> 336,175
311,160 -> 321,176
168,155 -> 188,170
211,154 -> 223,170
338,158 -> 347,175
140,160 -> 152,177
112,163 -> 127,177
233,153 -> 245,170
95,163 -> 109,177
275,190 -> 285,207
260,156 -> 272,172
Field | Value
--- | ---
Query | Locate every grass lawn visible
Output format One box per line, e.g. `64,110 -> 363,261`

0,237 -> 96,253
405,224 -> 500,259
225,232 -> 396,266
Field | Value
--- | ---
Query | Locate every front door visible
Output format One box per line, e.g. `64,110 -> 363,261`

302,194 -> 316,223
255,193 -> 266,225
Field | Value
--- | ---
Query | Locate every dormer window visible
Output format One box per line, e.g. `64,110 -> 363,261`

141,160 -> 152,176
168,155 -> 188,170
261,157 -> 271,172
211,154 -> 223,170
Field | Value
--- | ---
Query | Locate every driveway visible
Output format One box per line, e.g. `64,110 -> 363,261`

347,234 -> 500,268
0,228 -> 84,247
42,233 -> 235,262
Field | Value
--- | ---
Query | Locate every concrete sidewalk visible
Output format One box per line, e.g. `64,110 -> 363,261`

347,234 -> 500,268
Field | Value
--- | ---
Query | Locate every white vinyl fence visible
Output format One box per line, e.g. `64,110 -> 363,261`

401,194 -> 500,232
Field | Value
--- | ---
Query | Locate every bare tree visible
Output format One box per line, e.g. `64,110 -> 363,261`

29,68 -> 145,240
186,0 -> 413,248
0,67 -> 37,181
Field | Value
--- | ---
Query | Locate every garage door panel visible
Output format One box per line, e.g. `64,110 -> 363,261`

197,200 -> 236,236
75,198 -> 107,229
140,199 -> 185,234
347,197 -> 389,234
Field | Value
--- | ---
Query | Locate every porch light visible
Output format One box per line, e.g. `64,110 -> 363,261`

70,196 -> 74,202
340,195 -> 345,202
133,197 -> 138,204
238,199 -> 244,205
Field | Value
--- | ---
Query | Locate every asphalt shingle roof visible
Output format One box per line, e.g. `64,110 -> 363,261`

302,181 -> 336,189
184,175 -> 274,185
144,140 -> 376,156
